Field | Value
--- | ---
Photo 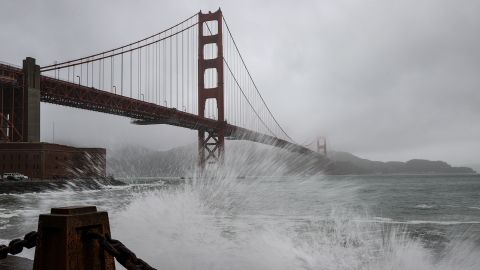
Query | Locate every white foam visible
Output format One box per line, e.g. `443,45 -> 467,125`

373,216 -> 393,222
110,172 -> 480,270
406,220 -> 480,225
414,204 -> 436,209
0,212 -> 19,219
358,218 -> 480,225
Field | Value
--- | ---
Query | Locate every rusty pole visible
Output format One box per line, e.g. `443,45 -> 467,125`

33,206 -> 115,270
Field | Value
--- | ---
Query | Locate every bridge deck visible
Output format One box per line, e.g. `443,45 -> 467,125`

0,63 -> 322,157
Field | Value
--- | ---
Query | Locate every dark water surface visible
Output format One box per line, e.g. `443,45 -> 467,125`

1,174 -> 479,269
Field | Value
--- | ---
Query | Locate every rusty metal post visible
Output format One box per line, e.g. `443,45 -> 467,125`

197,9 -> 225,170
33,206 -> 115,270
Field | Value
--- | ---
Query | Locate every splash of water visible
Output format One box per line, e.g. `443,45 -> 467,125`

110,142 -> 480,270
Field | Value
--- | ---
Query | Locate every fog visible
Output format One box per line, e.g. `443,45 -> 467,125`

1,0 -> 479,167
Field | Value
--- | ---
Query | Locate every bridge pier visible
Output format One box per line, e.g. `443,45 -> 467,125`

198,128 -> 225,168
23,57 -> 41,142
197,9 -> 225,170
0,57 -> 40,142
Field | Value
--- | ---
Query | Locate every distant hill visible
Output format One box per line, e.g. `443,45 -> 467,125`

107,144 -> 196,177
107,142 -> 331,177
465,163 -> 480,174
106,144 -> 476,177
328,151 -> 477,175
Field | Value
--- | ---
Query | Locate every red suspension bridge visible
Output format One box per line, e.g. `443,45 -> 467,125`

0,9 -> 324,170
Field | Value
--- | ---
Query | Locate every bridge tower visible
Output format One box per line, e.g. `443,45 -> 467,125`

197,9 -> 225,170
23,57 -> 41,142
0,57 -> 40,142
317,136 -> 327,156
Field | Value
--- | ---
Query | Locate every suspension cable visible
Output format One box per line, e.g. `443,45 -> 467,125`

41,13 -> 198,70
222,15 -> 294,142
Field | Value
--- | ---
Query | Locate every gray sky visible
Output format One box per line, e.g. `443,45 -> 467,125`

1,0 -> 479,167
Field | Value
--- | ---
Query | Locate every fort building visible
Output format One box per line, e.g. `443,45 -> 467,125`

0,142 -> 106,180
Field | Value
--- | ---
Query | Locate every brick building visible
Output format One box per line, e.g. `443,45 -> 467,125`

0,142 -> 106,180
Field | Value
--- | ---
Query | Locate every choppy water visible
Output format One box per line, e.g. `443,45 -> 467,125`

1,174 -> 479,269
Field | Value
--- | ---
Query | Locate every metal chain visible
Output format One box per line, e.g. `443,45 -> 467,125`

0,231 -> 37,260
85,232 -> 157,270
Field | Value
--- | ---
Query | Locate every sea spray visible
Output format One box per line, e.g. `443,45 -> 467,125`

1,142 -> 479,269
111,175 -> 480,269
109,143 -> 480,269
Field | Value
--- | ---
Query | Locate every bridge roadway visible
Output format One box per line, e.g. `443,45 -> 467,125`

1,63 -> 319,156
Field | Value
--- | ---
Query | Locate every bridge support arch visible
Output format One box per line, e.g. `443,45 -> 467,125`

197,9 -> 225,170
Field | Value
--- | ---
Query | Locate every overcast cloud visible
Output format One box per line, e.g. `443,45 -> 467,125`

1,0 -> 479,167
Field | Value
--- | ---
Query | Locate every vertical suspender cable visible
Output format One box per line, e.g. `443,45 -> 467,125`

155,37 -> 160,104
170,29 -> 173,107
121,50 -> 124,95
112,54 -> 115,92
86,59 -> 89,87
130,48 -> 132,98
176,29 -> 179,109
102,55 -> 104,90
146,41 -> 149,101
111,55 -> 114,92
163,36 -> 166,106
91,60 -> 94,87
181,30 -> 184,110
80,61 -> 83,85
139,48 -> 141,99
187,24 -> 190,113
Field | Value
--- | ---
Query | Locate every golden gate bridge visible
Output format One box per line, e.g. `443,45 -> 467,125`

0,9 -> 324,170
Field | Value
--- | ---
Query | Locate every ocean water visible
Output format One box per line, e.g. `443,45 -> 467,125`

0,173 -> 479,269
